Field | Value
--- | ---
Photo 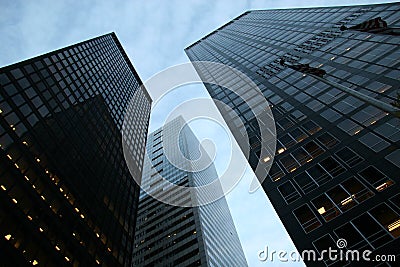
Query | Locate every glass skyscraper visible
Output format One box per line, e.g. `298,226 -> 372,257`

186,3 -> 400,266
133,116 -> 247,266
0,33 -> 151,266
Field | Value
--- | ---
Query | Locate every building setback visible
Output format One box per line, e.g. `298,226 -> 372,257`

133,116 -> 247,266
0,33 -> 151,267
186,3 -> 400,266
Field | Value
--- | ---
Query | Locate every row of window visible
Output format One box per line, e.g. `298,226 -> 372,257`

312,200 -> 400,265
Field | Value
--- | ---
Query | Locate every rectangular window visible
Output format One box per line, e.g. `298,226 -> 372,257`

335,147 -> 363,167
390,194 -> 400,210
303,141 -> 324,158
313,235 -> 337,261
312,194 -> 340,222
341,177 -> 374,202
294,172 -> 318,193
268,163 -> 285,182
302,120 -> 322,135
290,128 -> 308,143
317,132 -> 338,149
352,212 -> 393,249
334,223 -> 368,251
292,148 -> 312,165
293,204 -> 321,233
277,117 -> 294,131
370,204 -> 400,238
277,181 -> 300,204
319,157 -> 345,177
307,164 -> 331,185
280,154 -> 299,173
359,166 -> 394,192
280,134 -> 296,149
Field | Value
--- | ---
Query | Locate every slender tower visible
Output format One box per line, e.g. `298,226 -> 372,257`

133,116 -> 247,266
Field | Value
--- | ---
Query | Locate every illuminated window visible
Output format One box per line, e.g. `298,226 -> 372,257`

312,194 -> 340,222
370,204 -> 400,238
359,166 -> 394,192
268,163 -> 285,182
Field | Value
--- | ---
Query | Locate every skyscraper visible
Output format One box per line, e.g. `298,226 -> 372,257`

0,33 -> 151,266
133,116 -> 247,266
186,3 -> 400,266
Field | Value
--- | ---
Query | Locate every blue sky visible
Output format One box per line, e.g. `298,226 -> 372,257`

0,1 -> 394,266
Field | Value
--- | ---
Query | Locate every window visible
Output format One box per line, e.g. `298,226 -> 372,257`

327,185 -> 358,213
321,108 -> 341,122
319,157 -> 345,177
359,132 -> 390,152
268,163 -> 285,182
370,204 -> 400,238
335,147 -> 363,167
293,204 -> 321,233
290,128 -> 308,143
334,223 -> 368,250
374,118 -> 400,142
307,164 -> 330,185
317,132 -> 338,149
277,117 -> 294,131
291,110 -> 306,121
280,154 -> 299,173
390,194 -> 400,210
302,120 -> 321,134
337,119 -> 362,136
312,194 -> 340,222
352,213 -> 392,249
277,181 -> 300,204
294,172 -> 317,194
292,148 -> 312,165
280,134 -> 296,149
303,141 -> 324,158
385,149 -> 400,167
313,234 -> 336,257
359,166 -> 394,192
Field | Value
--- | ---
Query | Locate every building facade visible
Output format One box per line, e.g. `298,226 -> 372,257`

186,3 -> 400,266
0,33 -> 151,266
133,116 -> 247,266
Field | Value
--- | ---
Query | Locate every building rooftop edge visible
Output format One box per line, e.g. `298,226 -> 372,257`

184,2 -> 396,50
0,32 -> 152,103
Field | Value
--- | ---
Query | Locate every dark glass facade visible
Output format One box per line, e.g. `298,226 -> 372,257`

186,3 -> 400,266
0,33 -> 151,266
133,116 -> 247,266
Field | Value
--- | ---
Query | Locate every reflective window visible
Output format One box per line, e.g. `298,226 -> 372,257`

359,166 -> 394,192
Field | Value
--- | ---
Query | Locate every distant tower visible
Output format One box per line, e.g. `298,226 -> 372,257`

133,116 -> 247,266
0,33 -> 151,267
186,3 -> 400,266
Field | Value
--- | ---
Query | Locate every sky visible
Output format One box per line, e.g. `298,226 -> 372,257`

0,1 -> 395,266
